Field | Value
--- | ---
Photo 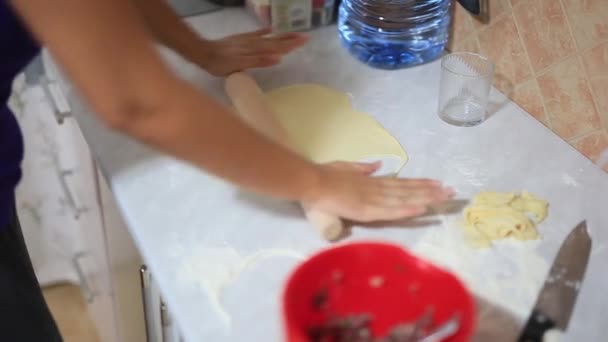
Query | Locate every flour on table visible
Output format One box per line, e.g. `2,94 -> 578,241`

175,246 -> 305,327
412,217 -> 548,319
560,173 -> 579,187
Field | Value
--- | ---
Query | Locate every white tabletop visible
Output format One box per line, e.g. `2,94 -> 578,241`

66,9 -> 608,342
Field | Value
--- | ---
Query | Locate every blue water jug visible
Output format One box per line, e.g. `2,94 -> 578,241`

338,0 -> 452,69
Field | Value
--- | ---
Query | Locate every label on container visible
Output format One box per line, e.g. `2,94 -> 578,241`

271,0 -> 312,32
312,0 -> 335,26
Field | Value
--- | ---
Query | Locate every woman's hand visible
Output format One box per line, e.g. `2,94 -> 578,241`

304,162 -> 454,222
196,28 -> 309,76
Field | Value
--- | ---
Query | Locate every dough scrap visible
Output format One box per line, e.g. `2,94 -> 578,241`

264,84 -> 407,172
463,191 -> 549,247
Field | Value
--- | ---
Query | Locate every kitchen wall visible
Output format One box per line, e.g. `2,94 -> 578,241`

448,0 -> 608,172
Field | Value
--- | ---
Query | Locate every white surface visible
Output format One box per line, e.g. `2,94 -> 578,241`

61,9 -> 608,342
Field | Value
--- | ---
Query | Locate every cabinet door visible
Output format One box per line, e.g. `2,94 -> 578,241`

97,169 -> 147,342
141,265 -> 184,342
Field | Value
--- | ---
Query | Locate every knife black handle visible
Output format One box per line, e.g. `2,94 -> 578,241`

517,309 -> 556,342
457,0 -> 481,15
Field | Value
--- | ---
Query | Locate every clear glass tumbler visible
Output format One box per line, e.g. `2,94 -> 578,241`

438,52 -> 494,126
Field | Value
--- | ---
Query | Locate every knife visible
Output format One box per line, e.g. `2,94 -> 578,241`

457,0 -> 481,15
457,0 -> 492,24
518,221 -> 592,342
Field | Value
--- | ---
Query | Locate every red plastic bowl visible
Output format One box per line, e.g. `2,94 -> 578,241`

282,241 -> 475,342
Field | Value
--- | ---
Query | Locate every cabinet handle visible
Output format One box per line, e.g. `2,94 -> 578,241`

140,265 -> 150,290
40,76 -> 72,124
160,302 -> 171,342
141,266 -> 181,342
161,301 -> 183,342
72,252 -> 98,303
141,265 -> 164,342
140,265 -> 153,342
57,168 -> 88,219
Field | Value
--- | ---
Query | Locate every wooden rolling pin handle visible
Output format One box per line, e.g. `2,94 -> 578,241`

224,72 -> 344,241
301,203 -> 345,241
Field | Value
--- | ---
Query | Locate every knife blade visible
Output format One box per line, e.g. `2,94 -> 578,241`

518,221 -> 592,342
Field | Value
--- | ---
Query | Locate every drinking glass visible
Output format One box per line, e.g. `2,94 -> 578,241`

438,52 -> 495,126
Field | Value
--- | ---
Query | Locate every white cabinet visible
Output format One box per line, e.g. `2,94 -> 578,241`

92,163 -> 183,342
96,168 -> 147,342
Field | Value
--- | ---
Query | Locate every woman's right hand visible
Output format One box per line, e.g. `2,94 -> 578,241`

303,161 -> 454,222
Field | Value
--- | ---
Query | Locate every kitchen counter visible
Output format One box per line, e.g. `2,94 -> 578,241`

67,8 -> 608,342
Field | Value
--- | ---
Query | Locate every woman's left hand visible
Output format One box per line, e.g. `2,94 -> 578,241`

196,28 -> 308,76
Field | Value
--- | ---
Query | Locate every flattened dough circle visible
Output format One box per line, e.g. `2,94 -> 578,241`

264,84 -> 408,173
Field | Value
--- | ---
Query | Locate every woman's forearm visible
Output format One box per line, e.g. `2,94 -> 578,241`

121,79 -> 321,200
130,0 -> 309,77
12,0 -> 320,201
11,0 -> 455,224
122,1 -> 320,198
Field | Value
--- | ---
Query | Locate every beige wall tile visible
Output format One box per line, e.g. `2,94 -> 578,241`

452,34 -> 481,54
472,0 -> 510,30
562,0 -> 608,50
513,0 -> 575,73
448,2 -> 476,51
510,79 -> 550,127
570,129 -> 608,164
453,2 -> 475,41
478,14 -> 532,93
537,57 -> 601,140
581,41 -> 608,129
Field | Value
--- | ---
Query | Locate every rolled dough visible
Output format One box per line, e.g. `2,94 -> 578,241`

463,191 -> 549,247
264,84 -> 408,174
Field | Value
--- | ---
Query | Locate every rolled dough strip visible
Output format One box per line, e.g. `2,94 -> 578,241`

463,190 -> 549,247
224,72 -> 344,241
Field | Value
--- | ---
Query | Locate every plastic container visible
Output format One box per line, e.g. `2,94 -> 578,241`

282,241 -> 475,341
338,0 -> 451,69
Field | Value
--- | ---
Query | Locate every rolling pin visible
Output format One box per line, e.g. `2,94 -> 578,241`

224,72 -> 344,241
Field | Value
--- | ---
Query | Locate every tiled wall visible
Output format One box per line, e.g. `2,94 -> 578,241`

448,0 -> 608,171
